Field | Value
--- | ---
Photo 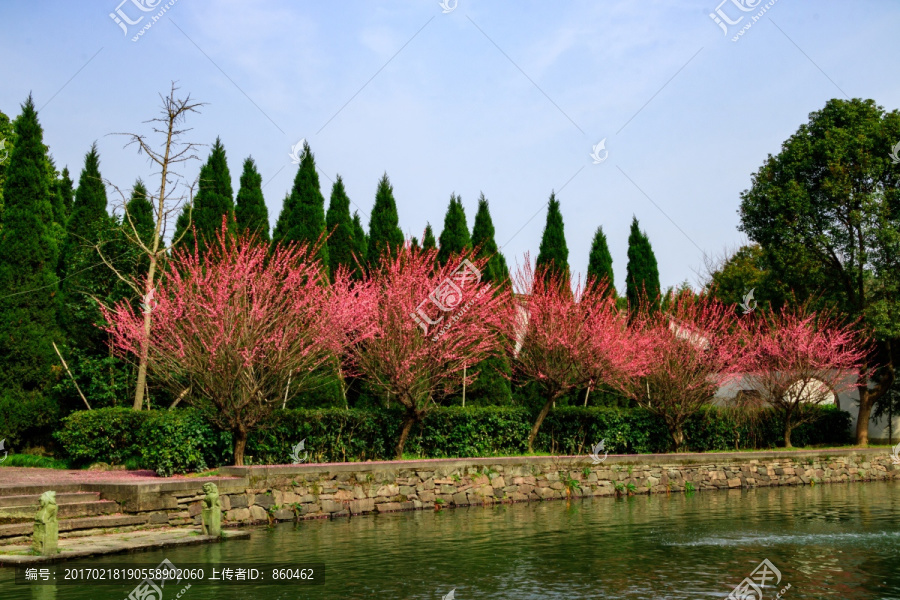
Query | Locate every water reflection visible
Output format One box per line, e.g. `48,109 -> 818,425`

1,481 -> 897,599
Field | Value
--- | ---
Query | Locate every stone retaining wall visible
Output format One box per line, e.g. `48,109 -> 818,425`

118,449 -> 900,527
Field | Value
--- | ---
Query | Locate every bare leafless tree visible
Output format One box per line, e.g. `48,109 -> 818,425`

99,83 -> 205,410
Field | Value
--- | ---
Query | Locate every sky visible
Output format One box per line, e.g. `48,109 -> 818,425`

1,0 -> 898,293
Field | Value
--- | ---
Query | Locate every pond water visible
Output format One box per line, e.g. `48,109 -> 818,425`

4,481 -> 899,600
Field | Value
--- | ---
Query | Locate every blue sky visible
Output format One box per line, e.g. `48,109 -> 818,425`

1,1 -> 898,292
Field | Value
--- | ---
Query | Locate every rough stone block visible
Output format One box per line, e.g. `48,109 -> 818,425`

228,494 -> 249,509
226,508 -> 250,522
273,509 -> 295,521
349,499 -> 375,513
249,505 -> 268,521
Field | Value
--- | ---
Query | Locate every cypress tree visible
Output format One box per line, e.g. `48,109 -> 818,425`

422,223 -> 436,250
234,156 -> 269,241
471,193 -> 509,285
350,211 -> 368,279
125,179 -> 156,249
183,137 -> 234,252
437,193 -> 471,266
0,96 -> 61,391
61,144 -> 108,276
367,173 -> 403,267
625,216 -> 660,311
56,166 -> 75,220
59,145 -> 118,354
172,202 -> 193,250
272,141 -> 328,266
535,192 -> 569,285
587,225 -> 615,296
325,175 -> 354,278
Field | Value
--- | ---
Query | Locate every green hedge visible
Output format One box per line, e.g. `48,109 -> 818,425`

55,404 -> 852,474
55,408 -> 231,476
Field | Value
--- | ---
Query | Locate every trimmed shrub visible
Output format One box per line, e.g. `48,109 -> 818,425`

55,407 -> 144,466
136,410 -> 232,476
56,403 -> 853,472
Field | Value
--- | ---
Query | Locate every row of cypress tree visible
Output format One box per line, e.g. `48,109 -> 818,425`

0,97 -> 662,422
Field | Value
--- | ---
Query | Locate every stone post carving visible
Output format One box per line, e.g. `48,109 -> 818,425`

201,482 -> 222,536
33,491 -> 58,555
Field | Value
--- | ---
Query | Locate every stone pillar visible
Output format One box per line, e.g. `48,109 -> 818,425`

201,483 -> 222,537
32,491 -> 58,556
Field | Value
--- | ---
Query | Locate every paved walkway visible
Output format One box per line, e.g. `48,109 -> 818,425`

0,528 -> 250,565
0,467 -> 240,489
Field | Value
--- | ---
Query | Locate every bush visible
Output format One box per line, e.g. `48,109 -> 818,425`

57,407 -> 231,475
0,391 -> 60,452
55,407 -> 144,466
55,403 -> 853,472
136,410 -> 232,476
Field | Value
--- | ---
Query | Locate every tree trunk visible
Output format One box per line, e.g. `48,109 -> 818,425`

527,394 -> 556,452
783,421 -> 793,449
671,424 -> 685,453
133,256 -> 158,410
395,410 -> 417,459
856,386 -> 872,447
584,387 -> 591,407
855,348 -> 896,446
233,428 -> 248,466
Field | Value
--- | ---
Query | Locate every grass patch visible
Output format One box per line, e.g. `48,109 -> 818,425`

0,454 -> 70,469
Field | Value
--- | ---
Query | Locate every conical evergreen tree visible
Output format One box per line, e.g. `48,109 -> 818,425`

61,144 -> 108,277
172,202 -> 193,251
182,137 -> 234,252
535,192 -> 569,286
422,223 -> 436,250
46,157 -> 67,227
367,173 -> 403,267
125,179 -> 156,249
56,166 -> 75,220
587,225 -> 615,296
325,175 -> 355,278
437,193 -> 471,266
234,157 -> 269,241
625,216 -> 660,312
350,211 -> 368,279
59,145 -> 117,355
471,193 -> 509,285
272,141 -> 328,266
0,96 -> 61,392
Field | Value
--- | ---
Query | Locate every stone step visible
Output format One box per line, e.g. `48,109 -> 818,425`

0,492 -> 100,508
0,514 -> 151,541
0,500 -> 120,524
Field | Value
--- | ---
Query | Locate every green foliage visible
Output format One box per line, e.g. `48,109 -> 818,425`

54,166 -> 75,223
367,173 -> 404,267
587,225 -> 615,296
625,216 -> 660,312
0,95 -> 62,393
56,407 -> 232,475
739,98 -> 900,342
55,407 -> 146,466
325,175 -> 354,278
454,355 -> 513,406
136,409 -> 232,477
437,193 -> 471,266
0,107 -> 16,212
0,454 -> 69,469
471,193 -> 509,285
350,211 -> 368,279
62,144 -> 108,276
273,141 -> 328,265
234,157 -> 269,241
535,193 -> 569,285
124,179 -> 156,249
51,403 -> 852,471
0,391 -> 60,450
181,138 -> 235,253
422,223 -> 437,250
